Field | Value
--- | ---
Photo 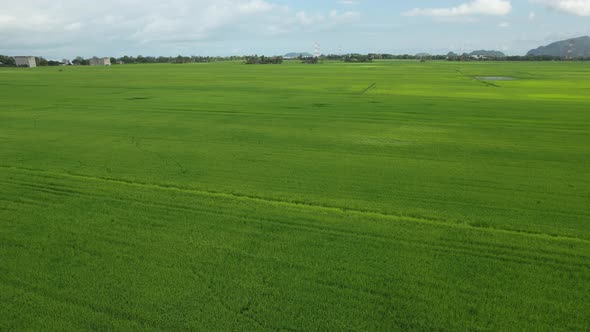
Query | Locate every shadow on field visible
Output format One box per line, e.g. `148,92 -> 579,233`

126,97 -> 151,100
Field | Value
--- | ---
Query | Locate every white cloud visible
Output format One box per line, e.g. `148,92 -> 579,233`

404,0 -> 512,17
0,0 -> 358,57
329,11 -> 361,23
529,11 -> 537,20
532,0 -> 590,16
498,21 -> 511,28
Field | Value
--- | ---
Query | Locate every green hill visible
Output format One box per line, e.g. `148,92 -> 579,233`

470,50 -> 505,57
527,36 -> 590,57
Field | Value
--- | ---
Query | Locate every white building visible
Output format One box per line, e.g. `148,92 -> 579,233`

14,56 -> 36,68
89,58 -> 111,66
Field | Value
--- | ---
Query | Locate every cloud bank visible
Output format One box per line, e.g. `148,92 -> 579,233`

532,0 -> 590,16
404,0 -> 512,17
0,0 -> 359,57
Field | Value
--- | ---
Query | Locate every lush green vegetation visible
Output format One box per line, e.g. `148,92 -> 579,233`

245,55 -> 284,65
1,61 -> 589,330
343,54 -> 373,62
2,53 -> 588,68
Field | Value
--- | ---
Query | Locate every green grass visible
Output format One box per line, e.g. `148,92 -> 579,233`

1,60 -> 589,330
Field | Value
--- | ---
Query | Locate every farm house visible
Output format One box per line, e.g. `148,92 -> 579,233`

14,56 -> 36,68
89,57 -> 111,66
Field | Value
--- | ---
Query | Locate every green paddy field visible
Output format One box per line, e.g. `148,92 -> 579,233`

1,60 -> 589,330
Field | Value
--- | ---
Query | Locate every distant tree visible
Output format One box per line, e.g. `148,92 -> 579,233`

172,55 -> 191,64
301,57 -> 319,64
343,54 -> 373,63
36,57 -> 49,66
0,55 -> 16,67
192,56 -> 211,63
121,55 -> 133,64
245,55 -> 283,65
157,56 -> 171,63
446,52 -> 459,61
72,56 -> 89,65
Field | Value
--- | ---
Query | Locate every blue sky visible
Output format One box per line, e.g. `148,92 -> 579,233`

1,0 -> 589,59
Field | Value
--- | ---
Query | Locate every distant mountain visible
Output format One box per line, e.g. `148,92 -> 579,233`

527,36 -> 590,58
469,50 -> 505,57
284,52 -> 313,58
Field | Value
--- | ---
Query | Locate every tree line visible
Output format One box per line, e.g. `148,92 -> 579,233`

2,53 -> 589,67
325,53 -> 590,61
244,55 -> 284,64
0,55 -> 247,67
0,56 -> 62,67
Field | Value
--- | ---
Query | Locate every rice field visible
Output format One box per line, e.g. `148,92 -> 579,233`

1,60 -> 589,330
